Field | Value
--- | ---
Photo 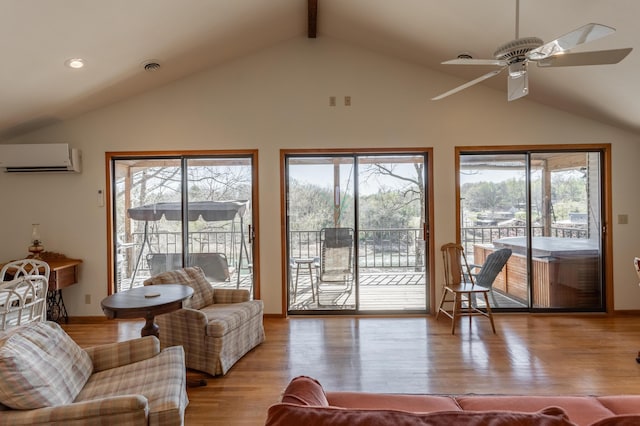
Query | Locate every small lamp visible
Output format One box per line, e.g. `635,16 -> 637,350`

28,223 -> 44,259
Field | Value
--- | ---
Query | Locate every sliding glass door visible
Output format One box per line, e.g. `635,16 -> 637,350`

110,153 -> 257,297
286,156 -> 356,310
285,152 -> 429,313
459,150 -> 604,311
357,155 -> 427,311
528,152 -> 603,309
460,154 -> 529,308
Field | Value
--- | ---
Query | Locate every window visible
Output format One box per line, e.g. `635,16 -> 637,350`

106,152 -> 258,298
457,147 -> 610,312
283,150 -> 432,313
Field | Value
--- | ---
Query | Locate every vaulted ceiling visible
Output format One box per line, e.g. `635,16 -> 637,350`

2,0 -> 639,139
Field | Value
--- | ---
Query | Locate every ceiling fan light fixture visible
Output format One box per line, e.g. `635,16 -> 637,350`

508,62 -> 527,78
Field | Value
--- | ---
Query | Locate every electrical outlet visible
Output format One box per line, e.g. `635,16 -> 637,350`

344,96 -> 351,106
85,294 -> 91,304
329,96 -> 336,106
618,214 -> 628,224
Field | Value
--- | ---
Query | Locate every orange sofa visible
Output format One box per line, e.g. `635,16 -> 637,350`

265,376 -> 640,426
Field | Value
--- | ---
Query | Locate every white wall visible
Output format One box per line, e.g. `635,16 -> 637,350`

2,36 -> 639,315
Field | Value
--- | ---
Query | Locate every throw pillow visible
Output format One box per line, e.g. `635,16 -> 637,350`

281,376 -> 329,406
0,321 -> 93,409
144,266 -> 213,309
184,266 -> 215,306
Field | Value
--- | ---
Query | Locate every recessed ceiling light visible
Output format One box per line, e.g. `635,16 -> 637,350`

65,58 -> 85,69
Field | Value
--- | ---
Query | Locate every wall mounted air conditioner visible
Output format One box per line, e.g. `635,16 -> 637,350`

0,143 -> 81,173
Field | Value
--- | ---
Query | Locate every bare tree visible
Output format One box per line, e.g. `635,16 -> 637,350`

363,162 -> 426,272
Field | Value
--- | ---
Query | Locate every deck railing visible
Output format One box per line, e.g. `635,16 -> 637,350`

120,224 -> 586,278
288,228 -> 424,270
122,228 -> 424,276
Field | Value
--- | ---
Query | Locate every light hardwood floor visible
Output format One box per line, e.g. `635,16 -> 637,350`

62,314 -> 640,425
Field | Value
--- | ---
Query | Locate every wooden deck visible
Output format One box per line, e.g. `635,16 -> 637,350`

289,270 -> 525,312
289,271 -> 427,311
122,269 -> 525,312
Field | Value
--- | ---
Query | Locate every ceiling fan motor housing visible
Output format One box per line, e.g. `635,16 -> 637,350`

494,37 -> 544,63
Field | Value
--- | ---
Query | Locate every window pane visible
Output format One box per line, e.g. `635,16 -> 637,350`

358,155 -> 427,311
460,154 -> 528,309
287,156 -> 356,310
529,152 -> 603,309
112,156 -> 255,296
114,158 -> 182,291
286,153 -> 428,313
459,151 -> 604,311
185,158 -> 253,291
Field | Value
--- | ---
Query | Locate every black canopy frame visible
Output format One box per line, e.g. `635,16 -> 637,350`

127,200 -> 250,287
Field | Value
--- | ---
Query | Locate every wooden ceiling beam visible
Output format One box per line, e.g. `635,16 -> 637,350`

308,0 -> 318,38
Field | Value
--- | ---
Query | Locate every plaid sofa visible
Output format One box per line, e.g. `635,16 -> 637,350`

0,321 -> 188,425
144,266 -> 265,376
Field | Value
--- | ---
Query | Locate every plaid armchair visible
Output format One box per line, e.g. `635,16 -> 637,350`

0,321 -> 188,425
144,266 -> 264,376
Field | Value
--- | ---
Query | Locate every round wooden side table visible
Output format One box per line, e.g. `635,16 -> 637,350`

101,284 -> 193,337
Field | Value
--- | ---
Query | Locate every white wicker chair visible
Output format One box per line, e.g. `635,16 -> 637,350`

0,259 -> 50,331
0,275 -> 48,330
0,258 -> 50,281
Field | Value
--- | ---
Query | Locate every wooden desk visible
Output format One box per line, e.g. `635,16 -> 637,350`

101,284 -> 193,337
45,258 -> 82,290
45,258 -> 82,322
0,255 -> 82,322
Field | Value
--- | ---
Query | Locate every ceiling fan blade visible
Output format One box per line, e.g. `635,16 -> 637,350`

507,69 -> 528,101
432,69 -> 504,100
536,48 -> 632,67
528,23 -> 616,60
442,58 -> 507,66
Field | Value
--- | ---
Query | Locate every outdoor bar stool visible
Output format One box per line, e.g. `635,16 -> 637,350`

292,258 -> 316,303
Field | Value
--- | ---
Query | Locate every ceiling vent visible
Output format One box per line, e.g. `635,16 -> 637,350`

143,61 -> 161,72
0,143 -> 81,173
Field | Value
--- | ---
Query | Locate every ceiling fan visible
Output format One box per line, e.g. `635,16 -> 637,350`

432,0 -> 633,101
